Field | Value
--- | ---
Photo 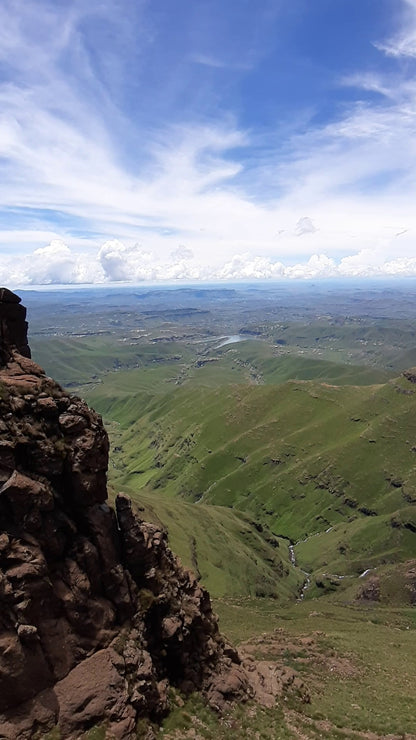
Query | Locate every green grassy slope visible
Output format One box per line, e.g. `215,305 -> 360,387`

31,335 -> 392,390
210,598 -> 416,738
110,487 -> 302,599
30,335 -> 194,387
223,339 -> 392,385
90,371 -> 416,589
31,333 -> 414,600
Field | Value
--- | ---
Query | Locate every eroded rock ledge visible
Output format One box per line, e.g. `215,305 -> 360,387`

0,290 -> 251,739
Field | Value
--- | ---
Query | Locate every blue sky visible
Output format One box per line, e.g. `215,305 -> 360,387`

1,0 -> 416,284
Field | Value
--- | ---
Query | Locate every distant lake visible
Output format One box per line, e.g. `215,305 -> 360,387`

216,334 -> 249,348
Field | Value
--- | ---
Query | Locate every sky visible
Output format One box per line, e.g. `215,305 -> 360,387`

1,0 -> 416,285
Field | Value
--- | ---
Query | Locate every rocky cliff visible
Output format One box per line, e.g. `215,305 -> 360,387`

0,289 -> 252,739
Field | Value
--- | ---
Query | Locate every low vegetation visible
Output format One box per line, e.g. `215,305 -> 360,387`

27,283 -> 416,738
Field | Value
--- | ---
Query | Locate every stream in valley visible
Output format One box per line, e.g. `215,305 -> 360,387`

288,533 -> 376,601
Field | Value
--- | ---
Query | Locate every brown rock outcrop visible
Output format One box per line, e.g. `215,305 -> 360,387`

402,368 -> 416,384
0,290 -> 252,739
0,288 -> 31,364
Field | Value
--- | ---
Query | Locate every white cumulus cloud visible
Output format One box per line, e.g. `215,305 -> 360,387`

2,238 -> 416,287
0,240 -> 104,286
31,240 -> 77,283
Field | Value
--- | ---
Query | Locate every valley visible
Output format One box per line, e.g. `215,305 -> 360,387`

25,280 -> 416,738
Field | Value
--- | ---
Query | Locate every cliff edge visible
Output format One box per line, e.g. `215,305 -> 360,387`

0,290 -> 251,739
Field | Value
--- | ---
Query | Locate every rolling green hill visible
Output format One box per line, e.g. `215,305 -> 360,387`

30,335 -> 195,387
30,328 -> 415,603
31,333 -> 392,390
88,369 -> 416,596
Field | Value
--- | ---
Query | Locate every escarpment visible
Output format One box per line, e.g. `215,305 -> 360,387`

0,290 -> 251,739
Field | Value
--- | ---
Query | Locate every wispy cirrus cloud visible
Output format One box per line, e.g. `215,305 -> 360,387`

1,0 -> 416,284
190,53 -> 253,71
374,0 -> 416,58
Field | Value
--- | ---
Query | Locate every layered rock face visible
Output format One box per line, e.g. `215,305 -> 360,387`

0,290 -> 249,739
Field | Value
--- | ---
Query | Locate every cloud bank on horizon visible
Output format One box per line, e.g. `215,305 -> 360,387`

1,0 -> 416,285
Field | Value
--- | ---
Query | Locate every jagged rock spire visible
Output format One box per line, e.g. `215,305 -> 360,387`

0,288 -> 31,365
